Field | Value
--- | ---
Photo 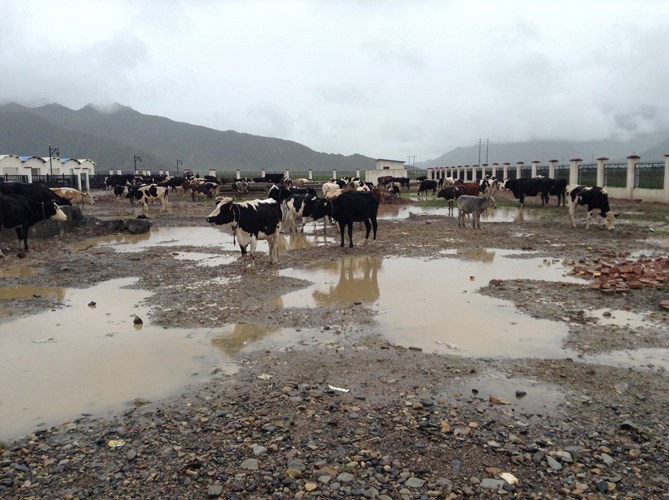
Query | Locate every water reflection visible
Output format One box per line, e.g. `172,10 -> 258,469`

211,322 -> 279,355
312,255 -> 382,306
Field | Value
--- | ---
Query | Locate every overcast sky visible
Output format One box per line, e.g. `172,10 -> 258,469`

3,0 -> 669,162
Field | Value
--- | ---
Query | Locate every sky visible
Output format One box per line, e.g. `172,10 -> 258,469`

3,0 -> 669,163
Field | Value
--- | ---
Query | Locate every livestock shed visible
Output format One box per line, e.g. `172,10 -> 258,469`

365,158 -> 408,185
0,154 -> 96,190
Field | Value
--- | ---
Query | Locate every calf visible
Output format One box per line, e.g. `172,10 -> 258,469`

457,194 -> 496,229
0,194 -> 68,257
310,190 -> 379,247
50,187 -> 95,208
126,184 -> 169,215
567,185 -> 617,231
206,197 -> 282,270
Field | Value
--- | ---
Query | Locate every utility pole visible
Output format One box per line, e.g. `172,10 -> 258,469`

133,155 -> 142,175
176,159 -> 183,176
48,144 -> 59,177
485,138 -> 489,164
477,138 -> 482,164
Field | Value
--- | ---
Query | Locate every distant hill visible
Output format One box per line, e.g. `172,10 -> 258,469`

418,135 -> 669,169
0,102 -> 376,174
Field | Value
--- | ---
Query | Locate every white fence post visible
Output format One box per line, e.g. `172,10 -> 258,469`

569,158 -> 581,185
596,157 -> 607,187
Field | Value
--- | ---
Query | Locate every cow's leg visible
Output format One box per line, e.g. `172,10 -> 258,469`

339,221 -> 346,247
347,222 -> 354,248
363,219 -> 372,242
568,203 -> 577,228
586,210 -> 593,230
239,246 -> 247,272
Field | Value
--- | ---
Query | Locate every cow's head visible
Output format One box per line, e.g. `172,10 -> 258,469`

207,197 -> 234,225
602,211 -> 618,231
52,203 -> 68,222
309,199 -> 331,221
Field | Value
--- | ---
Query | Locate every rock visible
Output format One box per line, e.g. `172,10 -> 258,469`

405,477 -> 425,488
480,478 -> 506,490
208,483 -> 223,497
124,218 -> 151,234
240,458 -> 259,470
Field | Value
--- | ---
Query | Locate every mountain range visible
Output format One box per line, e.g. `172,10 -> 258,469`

1,102 -> 668,174
0,102 -> 376,174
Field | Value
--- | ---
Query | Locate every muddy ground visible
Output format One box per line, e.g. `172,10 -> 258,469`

2,188 -> 669,498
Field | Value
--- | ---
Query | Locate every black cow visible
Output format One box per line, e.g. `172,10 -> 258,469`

161,176 -> 187,193
0,182 -> 70,206
265,173 -> 285,184
417,179 -> 438,196
310,190 -> 379,247
190,182 -> 219,201
567,185 -> 617,231
549,178 -> 568,207
0,194 -> 68,257
206,197 -> 283,270
504,177 -> 554,207
105,174 -> 134,191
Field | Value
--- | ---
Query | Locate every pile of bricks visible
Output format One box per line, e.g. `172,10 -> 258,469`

572,255 -> 668,295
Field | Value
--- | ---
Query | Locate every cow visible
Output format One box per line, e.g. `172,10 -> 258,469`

190,181 -> 219,201
50,187 -> 95,208
231,180 -> 249,199
104,174 -> 134,191
291,178 -> 310,188
161,176 -> 187,193
455,181 -> 481,196
0,194 -> 68,257
114,184 -> 134,202
504,177 -> 554,207
126,184 -> 169,215
310,190 -> 379,247
457,194 -> 496,229
0,182 -> 70,206
284,193 -> 320,233
417,179 -> 438,196
567,185 -> 617,231
322,182 -> 342,198
437,185 -> 466,214
549,178 -> 568,207
265,173 -> 285,184
206,197 -> 282,270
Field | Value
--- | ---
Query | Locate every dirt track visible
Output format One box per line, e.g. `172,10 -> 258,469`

2,188 -> 669,498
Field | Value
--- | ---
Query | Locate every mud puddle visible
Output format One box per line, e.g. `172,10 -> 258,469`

276,251 -> 581,358
0,278 -> 278,441
378,205 -> 532,222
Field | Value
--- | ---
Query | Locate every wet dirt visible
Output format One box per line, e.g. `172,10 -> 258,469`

2,188 -> 669,497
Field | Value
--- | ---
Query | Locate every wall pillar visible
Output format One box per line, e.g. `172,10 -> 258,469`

531,160 -> 540,177
626,155 -> 640,199
472,165 -> 478,181
308,169 -> 313,180
663,155 -> 669,203
503,163 -> 510,180
596,157 -> 608,187
569,158 -> 582,186
332,169 -> 337,180
492,163 -> 499,179
549,160 -> 558,179
236,169 -> 241,180
516,162 -> 524,179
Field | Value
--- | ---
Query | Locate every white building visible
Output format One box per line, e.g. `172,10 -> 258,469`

365,158 -> 408,185
0,155 -> 96,190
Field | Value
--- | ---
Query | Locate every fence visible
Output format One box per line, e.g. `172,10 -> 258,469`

426,155 -> 669,203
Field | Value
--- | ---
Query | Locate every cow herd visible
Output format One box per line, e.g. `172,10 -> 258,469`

0,173 -> 618,267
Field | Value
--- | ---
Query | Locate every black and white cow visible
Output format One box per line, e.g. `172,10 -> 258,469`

504,177 -> 553,207
284,193 -> 320,233
457,194 -> 496,229
126,184 -> 169,215
567,185 -> 617,231
206,197 -> 283,270
0,194 -> 68,257
310,190 -> 379,247
437,184 -> 466,213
